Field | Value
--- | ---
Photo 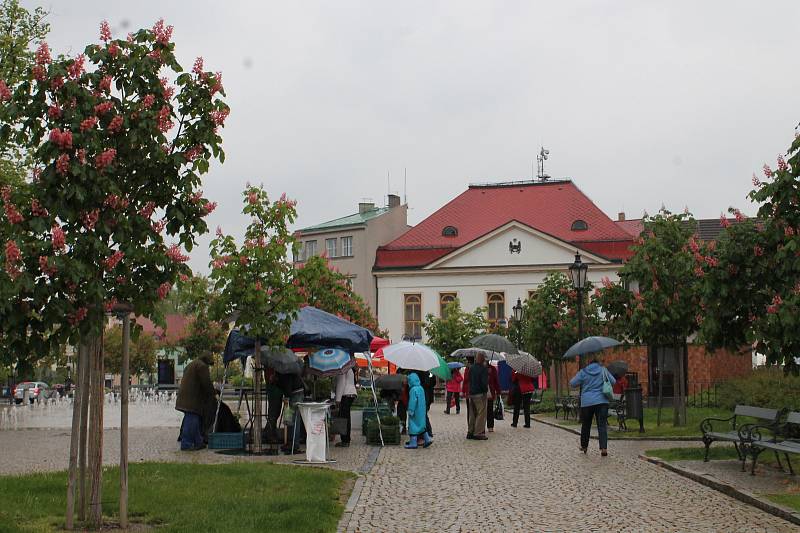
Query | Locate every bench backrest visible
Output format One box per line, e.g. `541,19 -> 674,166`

786,411 -> 800,425
733,405 -> 779,421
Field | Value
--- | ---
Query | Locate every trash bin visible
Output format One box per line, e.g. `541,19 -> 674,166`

624,385 -> 645,433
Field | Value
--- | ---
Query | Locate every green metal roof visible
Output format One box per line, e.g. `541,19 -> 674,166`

298,207 -> 390,233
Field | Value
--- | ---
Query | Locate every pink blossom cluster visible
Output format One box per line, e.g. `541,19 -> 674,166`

49,129 -> 73,150
67,54 -> 85,79
763,164 -> 773,178
0,79 -> 10,101
139,202 -> 156,218
167,244 -> 189,263
107,115 -> 123,133
80,116 -> 98,131
152,19 -> 174,45
29,199 -> 47,217
209,72 -> 223,96
32,64 -> 46,82
47,104 -> 61,118
553,321 -> 562,330
210,109 -> 229,127
51,225 -> 66,250
248,191 -> 259,205
108,41 -> 120,57
50,76 -> 64,91
141,94 -> 155,109
179,273 -> 190,282
189,191 -> 204,204
56,154 -> 70,175
705,255 -> 719,267
754,244 -> 764,257
148,49 -> 161,62
785,226 -> 796,237
5,240 -> 21,280
35,42 -> 51,65
95,148 -> 116,171
94,101 -> 114,114
752,173 -> 761,187
104,297 -> 119,313
157,105 -> 173,132
151,219 -> 166,234
211,255 -> 233,269
777,155 -> 788,172
719,214 -> 731,228
731,209 -> 745,223
104,194 -> 129,210
159,77 -> 175,99
157,282 -> 171,299
100,21 -> 112,42
39,256 -> 57,277
277,192 -> 298,209
201,201 -> 217,216
77,149 -> 87,165
99,75 -> 112,93
192,57 -> 204,75
82,209 -> 100,230
67,307 -> 88,326
184,145 -> 203,161
1,187 -> 23,224
103,250 -> 124,270
766,294 -> 783,314
693,266 -> 704,278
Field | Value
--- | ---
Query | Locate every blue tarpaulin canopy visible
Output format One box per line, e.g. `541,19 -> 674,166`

222,306 -> 374,364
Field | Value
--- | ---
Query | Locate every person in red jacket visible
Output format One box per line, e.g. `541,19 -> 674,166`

486,362 -> 501,432
444,368 -> 463,414
510,370 -> 535,428
612,374 -> 628,396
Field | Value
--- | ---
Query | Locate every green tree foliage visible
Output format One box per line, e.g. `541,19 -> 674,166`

179,312 -> 226,365
103,324 -> 157,377
422,299 -> 487,359
295,255 -> 382,334
209,186 -> 301,345
0,19 -> 227,369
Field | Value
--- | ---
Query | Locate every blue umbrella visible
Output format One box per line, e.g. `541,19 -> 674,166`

309,348 -> 354,376
563,336 -> 622,359
447,361 -> 465,370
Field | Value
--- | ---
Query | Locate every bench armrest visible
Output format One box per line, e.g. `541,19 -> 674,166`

700,415 -> 735,435
739,423 -> 782,443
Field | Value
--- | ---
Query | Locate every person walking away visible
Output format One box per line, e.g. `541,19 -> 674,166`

486,362 -> 501,432
404,373 -> 432,449
612,373 -> 628,396
334,367 -> 357,447
398,372 -> 409,435
467,353 -> 489,440
569,355 -> 616,456
444,368 -> 463,414
411,370 -> 434,437
462,356 -> 473,434
510,370 -> 535,428
175,353 -> 216,451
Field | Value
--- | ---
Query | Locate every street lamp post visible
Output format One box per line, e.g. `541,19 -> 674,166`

568,252 -> 589,366
512,298 -> 524,348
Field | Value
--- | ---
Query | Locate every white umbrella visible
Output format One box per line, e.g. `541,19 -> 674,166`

383,341 -> 440,371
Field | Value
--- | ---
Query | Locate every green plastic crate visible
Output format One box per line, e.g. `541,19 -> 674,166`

365,418 -> 401,445
208,431 -> 246,450
361,407 -> 392,435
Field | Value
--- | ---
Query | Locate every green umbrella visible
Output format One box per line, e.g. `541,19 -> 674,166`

429,351 -> 452,381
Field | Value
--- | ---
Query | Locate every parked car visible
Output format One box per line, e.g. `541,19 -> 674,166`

13,381 -> 50,404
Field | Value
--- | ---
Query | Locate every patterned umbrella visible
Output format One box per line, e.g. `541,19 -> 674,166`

505,351 -> 543,377
450,347 -> 494,360
308,348 -> 354,376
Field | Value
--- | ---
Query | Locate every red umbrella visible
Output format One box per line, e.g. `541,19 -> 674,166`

370,336 -> 390,352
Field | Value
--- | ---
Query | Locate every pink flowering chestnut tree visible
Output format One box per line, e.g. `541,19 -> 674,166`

209,185 -> 302,452
0,19 -> 228,529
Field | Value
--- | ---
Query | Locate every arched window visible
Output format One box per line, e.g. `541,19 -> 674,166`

440,293 -> 457,318
487,292 -> 505,326
442,226 -> 458,237
404,294 -> 422,339
571,220 -> 589,231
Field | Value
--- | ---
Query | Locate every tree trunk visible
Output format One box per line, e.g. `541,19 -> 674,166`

656,347 -> 664,427
672,344 -> 680,427
678,341 -> 687,426
78,340 -> 90,521
65,344 -> 88,529
252,340 -> 263,453
88,334 -> 104,528
119,314 -> 130,528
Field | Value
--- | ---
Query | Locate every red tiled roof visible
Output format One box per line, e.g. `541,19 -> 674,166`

615,219 -> 644,237
136,314 -> 191,344
375,181 -> 634,269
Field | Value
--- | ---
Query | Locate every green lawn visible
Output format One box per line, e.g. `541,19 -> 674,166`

543,406 -> 753,438
0,462 -> 354,533
765,494 -> 800,512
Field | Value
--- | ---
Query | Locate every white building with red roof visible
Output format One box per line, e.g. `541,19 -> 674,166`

373,179 -> 636,341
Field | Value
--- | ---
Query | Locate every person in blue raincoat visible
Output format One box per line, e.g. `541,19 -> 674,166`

405,373 -> 432,449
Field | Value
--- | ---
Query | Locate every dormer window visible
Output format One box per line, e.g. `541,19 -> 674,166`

442,226 -> 458,237
571,220 -> 588,231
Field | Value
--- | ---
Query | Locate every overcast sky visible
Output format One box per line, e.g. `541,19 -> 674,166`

27,1 -> 800,273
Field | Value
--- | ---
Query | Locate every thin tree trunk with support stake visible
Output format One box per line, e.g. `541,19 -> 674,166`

88,334 -> 104,528
65,344 -> 88,529
252,339 -> 263,453
78,340 -> 90,522
656,346 -> 664,427
119,311 -> 131,528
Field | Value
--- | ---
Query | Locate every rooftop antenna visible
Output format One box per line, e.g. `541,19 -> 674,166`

537,147 -> 550,181
387,170 -> 390,207
404,168 -> 407,205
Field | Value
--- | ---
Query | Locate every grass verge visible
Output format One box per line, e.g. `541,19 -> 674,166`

0,462 -> 354,533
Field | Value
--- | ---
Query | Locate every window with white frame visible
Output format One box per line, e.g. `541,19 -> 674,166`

305,240 -> 317,259
325,238 -> 337,258
341,236 -> 353,256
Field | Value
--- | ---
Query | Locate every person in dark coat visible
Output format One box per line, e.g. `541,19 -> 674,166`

486,363 -> 501,432
176,354 -> 217,450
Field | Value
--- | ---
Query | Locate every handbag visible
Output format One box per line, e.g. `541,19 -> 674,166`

602,369 -> 614,400
493,397 -> 504,420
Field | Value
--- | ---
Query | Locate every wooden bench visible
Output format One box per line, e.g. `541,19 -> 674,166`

745,411 -> 800,476
700,405 -> 782,467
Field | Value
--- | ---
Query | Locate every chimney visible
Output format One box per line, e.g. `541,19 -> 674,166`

617,212 -> 626,222
388,194 -> 401,208
359,202 -> 375,214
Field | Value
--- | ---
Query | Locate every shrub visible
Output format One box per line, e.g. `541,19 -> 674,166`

718,367 -> 800,411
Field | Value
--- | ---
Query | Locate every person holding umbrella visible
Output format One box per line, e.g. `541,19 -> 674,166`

569,353 -> 616,456
467,352 -> 489,440
334,367 -> 358,448
510,369 -> 535,428
486,362 -> 501,433
404,373 -> 432,449
444,365 -> 463,414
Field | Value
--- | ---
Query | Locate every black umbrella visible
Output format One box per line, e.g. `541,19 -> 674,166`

450,347 -> 495,360
260,347 -> 303,375
607,360 -> 628,379
562,336 -> 622,359
375,374 -> 407,391
470,334 -> 518,355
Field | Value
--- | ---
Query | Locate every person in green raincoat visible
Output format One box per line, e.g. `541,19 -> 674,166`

405,373 -> 432,449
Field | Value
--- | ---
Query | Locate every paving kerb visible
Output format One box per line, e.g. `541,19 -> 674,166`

337,445 -> 382,533
640,453 -> 800,527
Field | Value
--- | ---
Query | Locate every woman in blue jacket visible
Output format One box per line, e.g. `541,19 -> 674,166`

405,373 -> 432,449
569,355 -> 615,456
